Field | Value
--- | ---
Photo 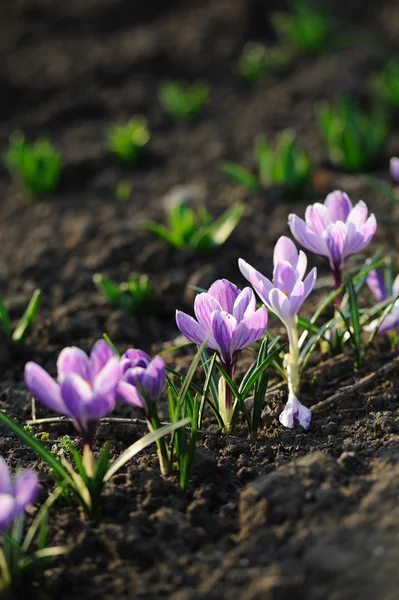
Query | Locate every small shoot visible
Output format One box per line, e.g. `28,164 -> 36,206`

272,0 -> 332,54
222,130 -> 310,195
146,199 -> 244,253
0,289 -> 41,343
5,132 -> 62,197
93,273 -> 153,315
236,43 -> 291,85
159,80 -> 209,121
107,116 -> 150,163
371,59 -> 399,109
318,98 -> 389,172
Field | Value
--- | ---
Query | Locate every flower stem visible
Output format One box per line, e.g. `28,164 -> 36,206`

333,268 -> 343,306
82,444 -> 96,479
218,364 -> 234,433
147,409 -> 171,476
0,547 -> 11,594
286,321 -> 300,394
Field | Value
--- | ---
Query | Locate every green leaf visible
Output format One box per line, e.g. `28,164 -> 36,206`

12,289 -> 41,342
0,298 -> 11,336
221,161 -> 259,190
93,274 -> 121,303
207,203 -> 244,246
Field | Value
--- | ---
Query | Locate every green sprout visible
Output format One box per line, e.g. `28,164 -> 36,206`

0,290 -> 41,343
158,80 -> 209,121
5,133 -> 62,197
236,42 -> 292,85
371,59 -> 399,109
318,98 -> 389,172
222,130 -> 310,195
107,116 -> 150,163
146,199 -> 244,253
93,273 -> 153,315
272,1 -> 332,54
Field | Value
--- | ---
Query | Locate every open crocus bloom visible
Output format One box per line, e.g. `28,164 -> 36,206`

239,236 -> 317,328
117,349 -> 166,412
0,457 -> 38,534
176,279 -> 268,369
366,270 -> 399,333
24,340 -> 120,444
390,157 -> 399,183
288,191 -> 377,276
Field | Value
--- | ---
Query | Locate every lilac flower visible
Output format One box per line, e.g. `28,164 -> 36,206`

366,270 -> 399,333
279,389 -> 311,429
239,236 -> 317,328
24,340 -> 120,446
117,349 -> 166,413
390,157 -> 399,183
288,191 -> 377,290
176,279 -> 268,369
0,457 -> 38,534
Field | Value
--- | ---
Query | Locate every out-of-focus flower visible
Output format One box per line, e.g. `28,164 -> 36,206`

117,350 -> 166,412
390,157 -> 399,183
0,457 -> 38,534
239,236 -> 317,328
366,270 -> 399,333
24,340 -> 120,446
288,191 -> 376,287
176,279 -> 268,369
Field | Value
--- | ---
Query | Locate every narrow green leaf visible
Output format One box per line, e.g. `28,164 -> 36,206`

221,161 -> 259,190
12,289 -> 41,342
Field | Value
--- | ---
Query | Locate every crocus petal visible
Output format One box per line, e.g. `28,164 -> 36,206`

0,495 -> 16,533
142,356 -> 166,399
123,349 -> 150,364
269,288 -> 293,324
346,201 -> 368,228
323,221 -> 347,270
207,279 -> 239,313
390,156 -> 399,182
90,340 -> 116,379
359,214 -> 377,247
25,363 -> 67,416
211,310 -> 236,365
367,270 -> 387,303
61,375 -> 93,430
14,471 -> 38,510
377,310 -> 399,333
0,457 -> 12,495
232,287 -> 256,322
305,203 -> 333,236
93,356 -> 121,396
279,392 -> 311,429
324,190 -> 352,222
85,394 -> 115,421
231,306 -> 268,353
238,259 -> 274,308
117,380 -> 146,411
57,347 -> 91,384
273,236 -> 298,269
273,261 -> 298,295
194,293 -> 221,331
302,267 -> 317,300
176,310 -> 208,346
296,250 -> 308,280
287,280 -> 305,317
288,214 -> 328,256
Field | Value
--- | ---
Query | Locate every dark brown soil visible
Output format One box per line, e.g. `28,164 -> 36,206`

1,1 -> 399,599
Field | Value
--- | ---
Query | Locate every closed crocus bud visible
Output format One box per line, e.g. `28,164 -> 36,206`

279,389 -> 311,430
117,350 -> 166,412
0,456 -> 38,534
390,157 -> 399,183
24,340 -> 120,447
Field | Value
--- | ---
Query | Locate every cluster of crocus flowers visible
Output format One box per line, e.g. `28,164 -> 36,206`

176,279 -> 268,429
0,457 -> 38,535
239,236 -> 315,428
366,269 -> 399,334
288,191 -> 377,299
117,349 -> 166,413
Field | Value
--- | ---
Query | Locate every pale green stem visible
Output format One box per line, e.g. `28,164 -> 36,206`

286,320 -> 300,394
0,547 -> 11,593
82,444 -> 96,479
218,375 -> 234,434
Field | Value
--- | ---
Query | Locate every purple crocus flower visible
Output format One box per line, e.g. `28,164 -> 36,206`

279,389 -> 311,429
390,157 -> 399,182
0,457 -> 38,534
239,236 -> 317,328
176,279 -> 268,369
117,349 -> 166,413
366,270 -> 399,333
24,340 -> 120,447
288,191 -> 377,292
